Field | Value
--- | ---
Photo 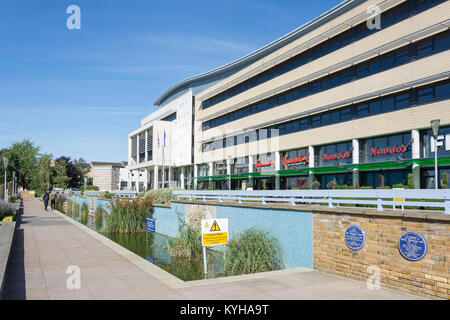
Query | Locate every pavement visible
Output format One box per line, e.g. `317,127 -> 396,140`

1,198 -> 425,300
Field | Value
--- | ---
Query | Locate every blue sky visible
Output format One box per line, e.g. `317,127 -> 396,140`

0,0 -> 339,162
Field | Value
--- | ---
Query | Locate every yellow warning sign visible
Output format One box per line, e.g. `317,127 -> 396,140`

210,220 -> 221,232
201,218 -> 228,246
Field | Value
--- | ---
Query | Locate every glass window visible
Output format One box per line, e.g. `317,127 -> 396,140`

369,59 -> 380,74
341,108 -> 352,121
356,104 -> 369,117
394,3 -> 408,21
434,32 -> 450,53
382,97 -> 395,112
330,111 -> 340,123
417,39 -> 433,58
311,80 -> 321,93
435,82 -> 450,101
321,113 -> 331,125
417,87 -> 434,104
340,70 -> 352,84
394,48 -> 409,65
312,115 -> 321,128
395,93 -> 410,109
369,100 -> 381,114
356,63 -> 369,78
379,53 -> 394,71
300,119 -> 309,130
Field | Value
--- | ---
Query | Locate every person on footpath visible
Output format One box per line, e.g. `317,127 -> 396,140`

51,192 -> 57,210
43,190 -> 50,211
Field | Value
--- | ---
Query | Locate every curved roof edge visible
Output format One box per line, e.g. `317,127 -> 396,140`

153,0 -> 365,106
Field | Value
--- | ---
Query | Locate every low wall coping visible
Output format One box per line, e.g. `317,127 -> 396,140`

0,222 -> 16,298
172,200 -> 450,223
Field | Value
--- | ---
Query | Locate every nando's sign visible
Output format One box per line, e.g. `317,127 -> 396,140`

370,144 -> 408,156
323,151 -> 351,161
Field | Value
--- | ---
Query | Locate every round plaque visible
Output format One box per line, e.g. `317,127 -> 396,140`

344,225 -> 365,250
398,231 -> 427,261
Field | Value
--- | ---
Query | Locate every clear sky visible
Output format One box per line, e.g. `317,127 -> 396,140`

0,0 -> 340,162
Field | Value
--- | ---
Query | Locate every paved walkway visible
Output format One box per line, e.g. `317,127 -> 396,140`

2,198 -> 424,300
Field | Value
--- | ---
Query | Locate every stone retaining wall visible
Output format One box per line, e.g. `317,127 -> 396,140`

313,210 -> 449,300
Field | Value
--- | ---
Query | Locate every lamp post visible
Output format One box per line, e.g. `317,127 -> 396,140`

431,119 -> 440,190
3,156 -> 8,202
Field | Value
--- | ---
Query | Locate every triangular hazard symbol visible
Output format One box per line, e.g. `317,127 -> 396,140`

210,220 -> 221,232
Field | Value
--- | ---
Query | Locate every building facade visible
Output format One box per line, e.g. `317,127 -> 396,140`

91,161 -> 129,192
194,0 -> 450,190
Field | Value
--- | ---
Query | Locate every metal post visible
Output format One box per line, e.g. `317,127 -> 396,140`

202,246 -> 208,279
3,156 -> 7,202
434,143 -> 438,190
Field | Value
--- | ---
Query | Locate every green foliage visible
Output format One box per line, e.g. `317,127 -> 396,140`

104,195 -> 154,234
167,223 -> 203,260
145,188 -> 180,204
80,203 -> 89,225
81,185 -> 99,192
326,178 -> 337,189
407,173 -> 414,189
53,159 -> 70,189
95,207 -> 105,230
66,199 -> 73,217
30,153 -> 53,194
8,195 -> 19,203
359,186 -> 373,189
73,199 -> 80,219
224,228 -> 284,276
441,172 -> 448,189
391,184 -> 406,189
311,180 -> 321,190
102,191 -> 113,199
55,195 -> 65,212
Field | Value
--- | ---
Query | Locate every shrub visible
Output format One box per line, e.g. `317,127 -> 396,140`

359,186 -> 373,189
407,173 -> 414,189
311,180 -> 321,190
327,178 -> 337,189
55,196 -> 66,212
0,200 -> 16,221
442,172 -> 448,189
145,188 -> 180,205
391,184 -> 406,189
224,228 -> 284,276
8,195 -> 19,203
102,191 -> 113,199
104,194 -> 154,233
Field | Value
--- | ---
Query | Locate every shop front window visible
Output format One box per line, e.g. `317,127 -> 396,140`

281,148 -> 309,170
316,141 -> 352,167
254,153 -> 276,172
421,126 -> 450,158
361,132 -> 412,163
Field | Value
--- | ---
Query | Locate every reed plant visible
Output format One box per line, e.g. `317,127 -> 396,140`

73,199 -> 80,219
55,196 -> 65,212
224,228 -> 284,276
95,206 -> 105,230
104,195 -> 154,234
81,203 -> 89,225
167,223 -> 202,260
66,199 -> 73,217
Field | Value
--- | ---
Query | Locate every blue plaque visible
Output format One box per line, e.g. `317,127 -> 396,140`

146,217 -> 155,232
398,231 -> 427,261
344,225 -> 365,250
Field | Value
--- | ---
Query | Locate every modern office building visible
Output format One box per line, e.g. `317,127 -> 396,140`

194,0 -> 450,190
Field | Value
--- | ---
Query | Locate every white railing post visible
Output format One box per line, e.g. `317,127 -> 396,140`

328,197 -> 334,208
290,197 -> 296,206
238,195 -> 242,204
377,193 -> 383,211
445,198 -> 450,215
262,196 -> 266,205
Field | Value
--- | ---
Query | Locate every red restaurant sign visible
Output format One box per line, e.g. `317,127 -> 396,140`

323,151 -> 351,161
370,144 -> 407,156
282,155 -> 309,165
254,159 -> 275,168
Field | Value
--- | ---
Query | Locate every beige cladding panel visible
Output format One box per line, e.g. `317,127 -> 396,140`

196,101 -> 450,163
196,0 -> 398,103
196,2 -> 449,120
199,51 -> 450,140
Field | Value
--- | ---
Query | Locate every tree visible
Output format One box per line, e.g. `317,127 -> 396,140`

53,159 -> 70,189
1,139 -> 40,189
30,154 -> 53,192
55,156 -> 85,188
73,158 -> 90,187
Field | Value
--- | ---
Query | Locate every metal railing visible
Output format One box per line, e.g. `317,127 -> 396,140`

173,189 -> 450,214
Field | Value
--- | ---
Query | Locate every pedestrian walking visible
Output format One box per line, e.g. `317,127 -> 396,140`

43,190 -> 50,211
51,192 -> 57,210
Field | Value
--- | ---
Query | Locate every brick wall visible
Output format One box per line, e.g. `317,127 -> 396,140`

313,210 -> 450,299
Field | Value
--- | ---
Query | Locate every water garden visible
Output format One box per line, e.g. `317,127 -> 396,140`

57,189 -> 284,281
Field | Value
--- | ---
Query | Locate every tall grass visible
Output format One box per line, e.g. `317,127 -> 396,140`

73,199 -> 80,219
104,195 -> 154,234
167,223 -> 203,260
81,203 -> 89,225
55,196 -> 65,212
224,228 -> 284,276
95,206 -> 105,230
66,199 -> 73,217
